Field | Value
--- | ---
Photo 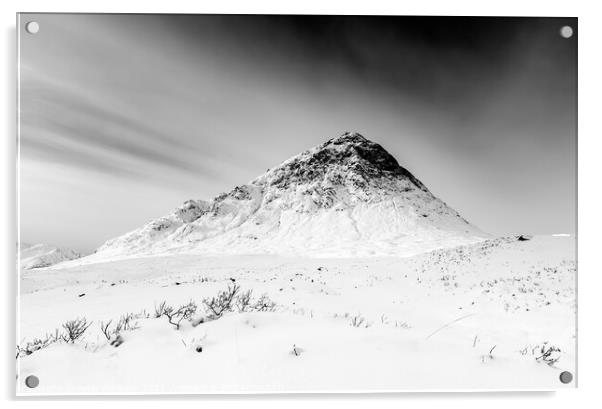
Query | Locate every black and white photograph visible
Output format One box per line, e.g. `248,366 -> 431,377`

16,13 -> 577,394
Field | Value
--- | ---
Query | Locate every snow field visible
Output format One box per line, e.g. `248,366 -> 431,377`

17,235 -> 576,393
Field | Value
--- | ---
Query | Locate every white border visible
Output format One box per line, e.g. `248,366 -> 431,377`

3,0 -> 601,407
15,11 -> 21,390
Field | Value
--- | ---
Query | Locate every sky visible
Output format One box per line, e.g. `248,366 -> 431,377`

18,15 -> 577,253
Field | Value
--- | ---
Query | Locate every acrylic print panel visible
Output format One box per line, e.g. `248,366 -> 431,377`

16,14 -> 577,394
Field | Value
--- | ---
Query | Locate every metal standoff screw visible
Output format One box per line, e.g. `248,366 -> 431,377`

25,375 -> 39,388
559,371 -> 573,384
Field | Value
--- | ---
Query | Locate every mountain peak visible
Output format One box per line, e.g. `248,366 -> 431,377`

317,131 -> 402,172
258,131 -> 427,193
328,131 -> 368,144
90,132 -> 486,261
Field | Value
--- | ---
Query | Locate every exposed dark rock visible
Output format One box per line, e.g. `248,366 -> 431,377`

262,132 -> 427,192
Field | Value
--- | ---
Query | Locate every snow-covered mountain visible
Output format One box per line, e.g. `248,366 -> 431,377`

19,243 -> 82,269
88,132 -> 487,261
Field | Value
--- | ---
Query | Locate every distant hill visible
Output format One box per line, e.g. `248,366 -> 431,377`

20,243 -> 82,269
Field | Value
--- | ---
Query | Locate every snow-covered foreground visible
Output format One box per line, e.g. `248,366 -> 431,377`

17,235 -> 576,394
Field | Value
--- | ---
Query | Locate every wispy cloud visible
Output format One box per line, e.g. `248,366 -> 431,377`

20,74 -> 217,179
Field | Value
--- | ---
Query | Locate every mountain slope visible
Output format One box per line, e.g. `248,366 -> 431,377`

20,243 -> 82,269
87,132 -> 487,261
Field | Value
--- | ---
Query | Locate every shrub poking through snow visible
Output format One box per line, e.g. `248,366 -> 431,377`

19,287 -> 278,358
61,318 -> 93,343
162,300 -> 198,329
100,312 -> 142,342
215,286 -> 276,314
535,342 -> 561,366
18,319 -> 93,358
480,345 -> 497,363
291,344 -> 303,356
154,301 -> 169,318
17,329 -> 62,357
350,314 -> 368,328
203,283 -> 240,318
235,289 -> 253,312
115,312 -> 140,333
518,342 -> 562,366
100,320 -> 113,341
253,294 -> 277,312
151,287 -> 277,331
395,321 -> 411,329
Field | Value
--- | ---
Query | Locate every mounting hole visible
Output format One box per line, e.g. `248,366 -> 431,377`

25,21 -> 40,34
559,371 -> 573,384
560,25 -> 573,39
25,375 -> 39,388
